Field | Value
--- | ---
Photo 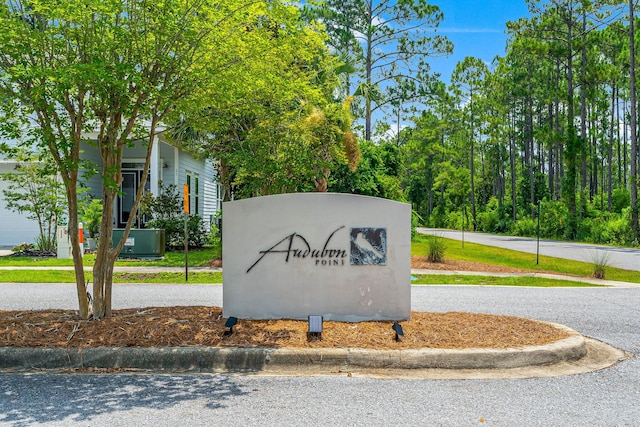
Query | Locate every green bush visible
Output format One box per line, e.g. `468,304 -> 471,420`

512,217 -> 537,237
145,215 -> 208,249
612,188 -> 630,214
140,183 -> 208,249
539,200 -> 567,239
476,197 -> 512,233
411,210 -> 422,239
603,209 -> 634,246
582,217 -> 608,244
206,221 -> 222,259
79,198 -> 103,238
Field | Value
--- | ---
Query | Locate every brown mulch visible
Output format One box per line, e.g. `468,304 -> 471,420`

0,306 -> 569,350
0,257 -> 572,350
411,256 -> 541,273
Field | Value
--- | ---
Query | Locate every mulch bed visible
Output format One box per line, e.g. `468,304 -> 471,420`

411,256 -> 542,273
0,306 -> 569,350
0,256 -> 574,350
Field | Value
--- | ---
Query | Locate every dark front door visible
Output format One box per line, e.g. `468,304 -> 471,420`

117,169 -> 150,228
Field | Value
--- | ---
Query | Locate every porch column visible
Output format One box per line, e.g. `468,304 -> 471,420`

150,135 -> 160,196
174,146 -> 179,184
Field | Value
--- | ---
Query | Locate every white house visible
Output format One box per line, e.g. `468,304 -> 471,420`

0,133 -> 221,247
0,157 -> 42,246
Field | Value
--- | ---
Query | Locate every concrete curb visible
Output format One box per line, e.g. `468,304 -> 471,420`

0,323 -> 588,373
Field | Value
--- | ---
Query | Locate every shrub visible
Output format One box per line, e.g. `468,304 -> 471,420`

604,209 -> 634,246
425,233 -> 446,263
145,215 -> 208,249
582,217 -> 608,244
411,210 -> 422,239
140,183 -> 208,249
612,188 -> 630,214
206,221 -> 222,259
539,200 -> 567,239
476,197 -> 512,233
512,217 -> 537,237
590,250 -> 611,280
79,198 -> 103,238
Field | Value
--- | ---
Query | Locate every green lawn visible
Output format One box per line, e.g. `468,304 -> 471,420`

411,274 -> 602,287
412,234 -> 640,284
0,270 -> 223,284
1,236 -> 638,286
0,247 -> 216,267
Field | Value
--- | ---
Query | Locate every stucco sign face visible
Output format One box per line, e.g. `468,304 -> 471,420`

222,193 -> 411,322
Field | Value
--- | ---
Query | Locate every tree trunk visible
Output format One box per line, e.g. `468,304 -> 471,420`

67,174 -> 89,320
92,119 -> 159,318
364,3 -> 373,141
608,84 -> 615,211
580,9 -> 588,194
564,5 -> 578,240
629,0 -> 639,239
469,92 -> 477,230
510,112 -> 517,222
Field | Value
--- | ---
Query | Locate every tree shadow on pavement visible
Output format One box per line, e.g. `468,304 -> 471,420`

0,373 -> 248,426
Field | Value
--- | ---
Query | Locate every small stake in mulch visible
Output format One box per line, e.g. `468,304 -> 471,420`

307,315 -> 323,341
392,322 -> 404,342
223,317 -> 237,337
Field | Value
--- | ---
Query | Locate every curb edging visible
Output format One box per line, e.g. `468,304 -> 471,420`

0,323 -> 587,373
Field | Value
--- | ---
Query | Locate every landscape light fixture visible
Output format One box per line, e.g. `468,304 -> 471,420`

392,322 -> 404,342
224,316 -> 238,336
308,315 -> 323,340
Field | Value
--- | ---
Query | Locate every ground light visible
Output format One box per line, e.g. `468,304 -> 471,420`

224,316 -> 238,336
392,322 -> 404,342
308,315 -> 323,340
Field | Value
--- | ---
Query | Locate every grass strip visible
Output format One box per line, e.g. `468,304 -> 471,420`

0,271 -> 223,284
411,274 -> 603,287
0,270 -> 601,287
0,248 -> 217,267
2,234 -> 638,284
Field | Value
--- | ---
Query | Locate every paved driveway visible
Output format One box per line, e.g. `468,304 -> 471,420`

418,228 -> 640,272
1,284 -> 638,426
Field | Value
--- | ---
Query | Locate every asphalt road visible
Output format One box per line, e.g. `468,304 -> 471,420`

418,228 -> 640,272
1,284 -> 639,426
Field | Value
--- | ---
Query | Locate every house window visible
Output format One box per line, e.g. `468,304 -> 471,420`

186,173 -> 192,214
185,172 -> 199,215
216,183 -> 223,211
194,175 -> 200,215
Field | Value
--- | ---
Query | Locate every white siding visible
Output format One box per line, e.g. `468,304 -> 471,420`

178,151 -> 217,232
0,162 -> 40,246
203,159 -> 219,227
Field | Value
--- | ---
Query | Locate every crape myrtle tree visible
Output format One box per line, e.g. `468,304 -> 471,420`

0,0 -> 277,319
171,4 -> 359,199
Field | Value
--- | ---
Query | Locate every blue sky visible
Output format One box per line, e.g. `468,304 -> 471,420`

429,0 -> 531,83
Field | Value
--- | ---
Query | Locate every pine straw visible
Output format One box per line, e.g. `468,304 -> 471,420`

0,306 -> 569,350
411,256 -> 537,273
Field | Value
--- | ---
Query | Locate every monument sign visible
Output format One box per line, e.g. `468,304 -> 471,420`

222,193 -> 411,322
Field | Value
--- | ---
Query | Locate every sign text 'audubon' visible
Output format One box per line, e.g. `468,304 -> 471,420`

246,226 -> 347,273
